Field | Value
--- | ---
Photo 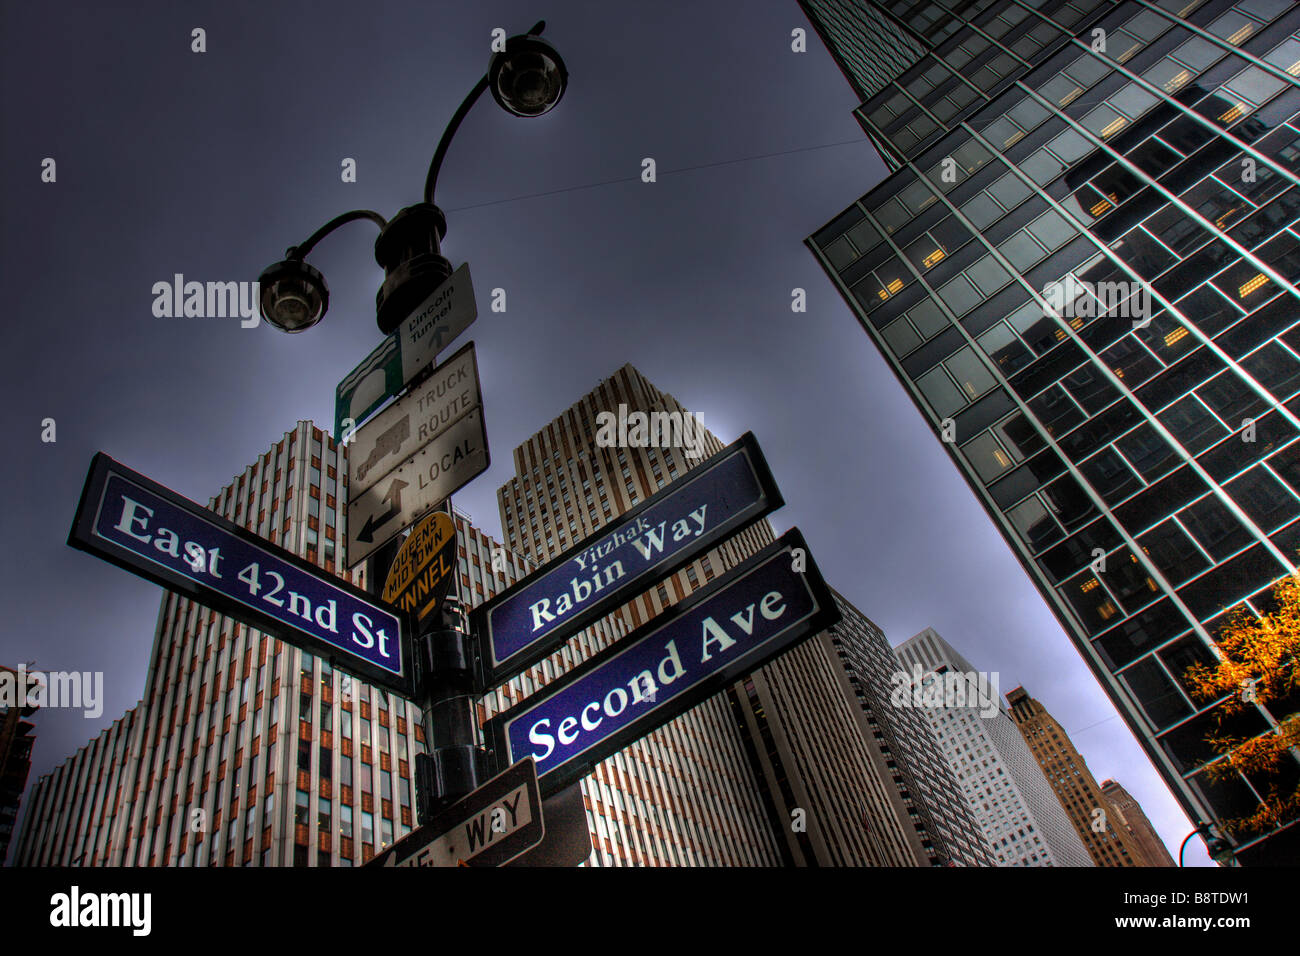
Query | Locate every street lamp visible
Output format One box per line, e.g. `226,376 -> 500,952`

1179,821 -> 1235,866
257,20 -> 568,334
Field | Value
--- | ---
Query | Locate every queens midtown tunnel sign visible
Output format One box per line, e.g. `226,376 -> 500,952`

68,453 -> 413,696
473,431 -> 782,687
485,529 -> 840,795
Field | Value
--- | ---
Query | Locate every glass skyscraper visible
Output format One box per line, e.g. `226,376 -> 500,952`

803,0 -> 1300,864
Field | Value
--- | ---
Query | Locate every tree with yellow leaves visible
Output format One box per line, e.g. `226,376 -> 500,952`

1184,571 -> 1300,837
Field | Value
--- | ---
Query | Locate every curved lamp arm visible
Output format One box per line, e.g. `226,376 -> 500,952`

286,209 -> 389,259
424,20 -> 547,204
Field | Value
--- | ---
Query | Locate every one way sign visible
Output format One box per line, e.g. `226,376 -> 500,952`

367,757 -> 543,867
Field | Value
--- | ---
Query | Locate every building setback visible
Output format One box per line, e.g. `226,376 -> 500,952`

895,628 -> 1094,866
802,0 -> 1300,863
1103,776 -> 1178,863
1007,685 -> 1151,865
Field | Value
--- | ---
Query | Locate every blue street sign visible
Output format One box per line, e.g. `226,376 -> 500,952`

483,528 -> 840,795
473,431 -> 782,688
68,453 -> 414,697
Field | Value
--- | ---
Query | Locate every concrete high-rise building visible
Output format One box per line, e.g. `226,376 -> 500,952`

20,375 -> 993,868
15,422 -> 538,867
487,366 -> 784,866
1103,776 -> 1179,863
0,665 -> 39,865
813,597 -> 995,865
489,364 -> 992,865
895,628 -> 1094,865
802,0 -> 1300,864
14,706 -> 142,866
1007,685 -> 1150,865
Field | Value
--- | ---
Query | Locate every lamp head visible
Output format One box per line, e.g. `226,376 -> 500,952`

488,31 -> 568,117
258,257 -> 329,332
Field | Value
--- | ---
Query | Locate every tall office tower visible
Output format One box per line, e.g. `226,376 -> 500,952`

1007,685 -> 1148,864
807,594 -> 996,864
731,590 -> 994,864
489,365 -> 993,865
14,422 -> 539,867
1103,776 -> 1179,862
489,365 -> 786,866
803,0 -> 1300,863
894,628 -> 1094,865
0,665 -> 39,865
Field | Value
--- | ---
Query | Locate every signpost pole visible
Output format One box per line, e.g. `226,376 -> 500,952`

413,590 -> 487,824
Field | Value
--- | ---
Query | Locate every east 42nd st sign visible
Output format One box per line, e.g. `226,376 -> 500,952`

68,453 -> 415,697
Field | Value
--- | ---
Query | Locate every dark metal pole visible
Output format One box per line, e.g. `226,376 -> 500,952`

285,208 -> 388,259
412,501 -> 488,824
423,20 -> 548,205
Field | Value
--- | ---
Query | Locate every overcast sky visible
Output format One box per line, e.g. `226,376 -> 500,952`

0,0 -> 1209,866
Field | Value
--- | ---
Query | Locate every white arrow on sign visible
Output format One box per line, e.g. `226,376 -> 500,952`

346,405 -> 489,567
398,261 -> 477,380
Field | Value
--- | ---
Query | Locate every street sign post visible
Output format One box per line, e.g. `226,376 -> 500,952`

68,453 -> 414,697
346,405 -> 489,567
483,528 -> 840,796
334,262 -> 477,439
472,431 -> 782,689
382,511 -> 458,627
349,341 -> 483,500
367,757 -> 543,867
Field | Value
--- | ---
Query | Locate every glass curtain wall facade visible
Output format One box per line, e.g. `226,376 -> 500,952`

804,0 -> 1300,864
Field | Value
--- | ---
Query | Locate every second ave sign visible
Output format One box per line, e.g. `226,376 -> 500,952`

484,528 -> 840,796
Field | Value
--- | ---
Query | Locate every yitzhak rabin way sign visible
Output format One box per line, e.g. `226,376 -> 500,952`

484,528 -> 841,796
68,453 -> 414,698
472,431 -> 783,689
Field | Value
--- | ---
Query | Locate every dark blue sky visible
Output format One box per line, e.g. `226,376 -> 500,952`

0,0 -> 1207,864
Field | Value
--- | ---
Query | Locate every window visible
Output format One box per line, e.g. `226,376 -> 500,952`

917,366 -> 967,417
883,317 -> 922,356
962,432 -> 1017,482
980,323 -> 1033,375
938,275 -> 981,316
945,347 -> 997,400
1007,496 -> 1062,550
988,172 -> 1032,211
966,256 -> 1012,296
1027,211 -> 1075,251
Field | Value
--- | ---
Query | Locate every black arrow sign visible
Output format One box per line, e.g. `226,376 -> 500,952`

358,477 -> 408,543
